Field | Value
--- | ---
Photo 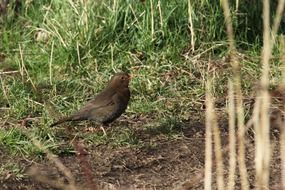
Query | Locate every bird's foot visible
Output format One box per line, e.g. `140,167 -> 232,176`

100,126 -> 107,136
83,126 -> 107,136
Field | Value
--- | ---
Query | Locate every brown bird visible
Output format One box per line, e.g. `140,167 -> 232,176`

50,72 -> 131,132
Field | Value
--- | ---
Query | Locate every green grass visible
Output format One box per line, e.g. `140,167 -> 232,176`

0,0 -> 284,158
0,162 -> 25,180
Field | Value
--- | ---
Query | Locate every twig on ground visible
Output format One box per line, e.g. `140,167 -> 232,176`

73,140 -> 99,190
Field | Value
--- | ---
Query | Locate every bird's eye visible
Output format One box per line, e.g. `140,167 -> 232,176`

121,76 -> 124,80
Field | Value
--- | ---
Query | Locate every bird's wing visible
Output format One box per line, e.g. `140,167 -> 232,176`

71,90 -> 117,119
86,90 -> 116,108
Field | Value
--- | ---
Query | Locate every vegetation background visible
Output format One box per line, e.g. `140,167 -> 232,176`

0,0 -> 284,189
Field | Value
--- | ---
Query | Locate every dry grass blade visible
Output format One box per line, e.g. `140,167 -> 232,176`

253,94 -> 264,189
157,0 -> 163,29
235,0 -> 239,12
0,74 -> 10,106
272,0 -> 285,36
0,70 -> 19,75
227,80 -> 236,190
187,0 -> 195,51
281,122 -> 285,190
26,134 -> 77,190
220,0 -> 235,53
205,81 -> 225,190
18,44 -> 37,91
49,40 -> 54,85
279,36 -> 285,190
27,166 -> 76,190
25,132 -> 100,190
220,0 -> 249,189
255,0 -> 285,188
253,0 -> 271,188
212,108 -> 225,190
204,81 -> 213,190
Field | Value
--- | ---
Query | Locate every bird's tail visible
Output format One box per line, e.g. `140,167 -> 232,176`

50,115 -> 81,127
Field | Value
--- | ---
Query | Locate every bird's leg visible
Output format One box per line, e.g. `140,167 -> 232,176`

100,123 -> 111,136
100,125 -> 107,136
84,122 -> 108,135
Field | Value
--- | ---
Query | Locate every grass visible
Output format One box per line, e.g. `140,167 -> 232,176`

0,0 -> 202,155
0,162 -> 25,180
1,0 -> 285,189
0,0 -> 281,151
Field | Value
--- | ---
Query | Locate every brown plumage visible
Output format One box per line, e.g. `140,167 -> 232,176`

50,72 -> 131,127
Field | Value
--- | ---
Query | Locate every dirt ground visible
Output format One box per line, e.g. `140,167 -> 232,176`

0,119 -> 283,190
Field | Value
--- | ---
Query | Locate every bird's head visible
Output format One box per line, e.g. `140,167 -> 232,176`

109,72 -> 131,89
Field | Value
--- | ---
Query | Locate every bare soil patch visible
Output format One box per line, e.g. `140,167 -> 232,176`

0,120 -> 283,190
